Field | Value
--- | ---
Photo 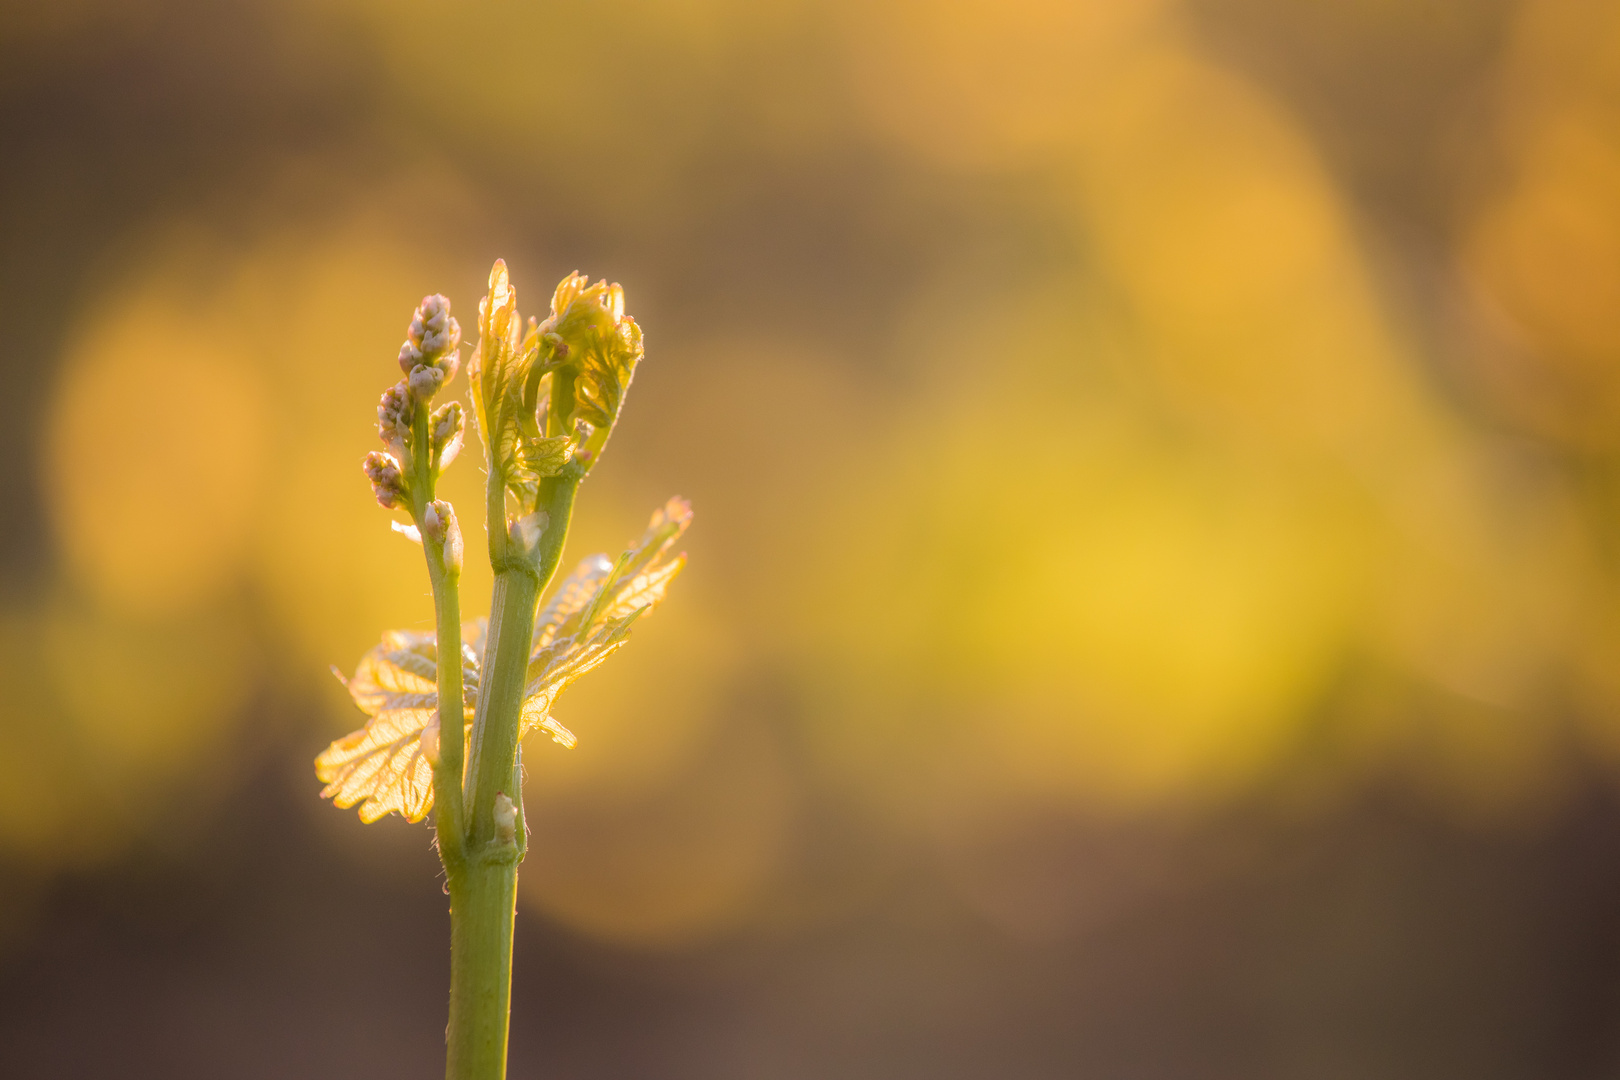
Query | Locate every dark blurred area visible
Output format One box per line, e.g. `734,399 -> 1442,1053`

8,0 -> 1620,1076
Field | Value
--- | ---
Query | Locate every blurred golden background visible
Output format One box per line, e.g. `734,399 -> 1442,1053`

6,0 -> 1620,1075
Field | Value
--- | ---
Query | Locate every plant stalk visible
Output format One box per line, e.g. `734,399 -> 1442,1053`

444,851 -> 519,1079
408,404 -> 466,863
445,467 -> 579,1080
425,545 -> 464,863
463,566 -> 541,846
442,564 -> 532,1080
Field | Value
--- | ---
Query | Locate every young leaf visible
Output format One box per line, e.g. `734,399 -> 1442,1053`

504,432 -> 573,506
317,498 -> 691,823
315,629 -> 479,824
520,496 -> 690,740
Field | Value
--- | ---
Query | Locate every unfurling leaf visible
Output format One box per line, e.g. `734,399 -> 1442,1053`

504,433 -> 573,505
469,261 -> 587,523
317,497 -> 692,823
533,272 -> 645,472
468,261 -> 533,488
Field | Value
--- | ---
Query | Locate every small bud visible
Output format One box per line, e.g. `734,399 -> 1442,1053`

420,500 -> 463,575
421,501 -> 445,543
408,363 -> 446,401
419,718 -> 441,766
377,381 -> 412,452
362,450 -> 408,509
400,294 -> 463,379
397,341 -> 424,374
431,401 -> 466,469
493,792 -> 517,844
511,509 -> 548,553
443,510 -> 463,576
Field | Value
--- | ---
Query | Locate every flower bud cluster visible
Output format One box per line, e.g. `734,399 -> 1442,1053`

398,294 -> 463,402
377,381 -> 413,455
367,295 -> 469,511
362,451 -> 407,509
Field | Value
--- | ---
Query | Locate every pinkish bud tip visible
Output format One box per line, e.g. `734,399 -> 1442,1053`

408,364 -> 446,400
377,382 -> 412,448
363,450 -> 407,509
430,401 -> 466,470
398,342 -> 423,374
404,294 -> 461,374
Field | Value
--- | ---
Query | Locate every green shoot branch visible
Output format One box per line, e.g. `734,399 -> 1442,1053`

314,263 -> 689,1080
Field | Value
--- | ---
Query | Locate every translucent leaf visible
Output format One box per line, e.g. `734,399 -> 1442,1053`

472,259 -> 549,504
534,554 -> 613,649
504,432 -> 574,505
316,627 -> 480,824
317,498 -> 691,824
514,433 -> 573,481
575,496 -> 691,631
518,496 -> 690,744
535,497 -> 689,650
315,703 -> 437,823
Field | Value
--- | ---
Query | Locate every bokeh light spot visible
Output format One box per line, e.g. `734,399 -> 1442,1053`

46,280 -> 269,617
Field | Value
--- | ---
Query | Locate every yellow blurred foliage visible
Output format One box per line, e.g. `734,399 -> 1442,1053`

12,0 -> 1620,947
0,589 -> 251,861
1461,0 -> 1620,445
46,273 -> 269,617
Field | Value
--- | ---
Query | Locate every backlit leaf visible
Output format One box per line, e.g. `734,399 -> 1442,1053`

317,498 -> 691,823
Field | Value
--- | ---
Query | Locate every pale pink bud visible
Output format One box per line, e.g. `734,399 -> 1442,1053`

421,500 -> 464,576
442,509 -> 463,576
362,450 -> 407,509
400,293 -> 462,378
431,401 -> 465,469
408,363 -> 446,401
421,501 -> 445,543
397,341 -> 424,374
377,381 -> 412,451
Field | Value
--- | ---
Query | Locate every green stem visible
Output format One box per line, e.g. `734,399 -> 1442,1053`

463,567 -> 540,845
446,467 -> 579,1080
426,546 -> 464,863
445,851 -> 519,1079
485,462 -> 510,571
464,473 -> 580,841
548,369 -> 577,437
443,566 -> 531,1080
406,404 -> 466,862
